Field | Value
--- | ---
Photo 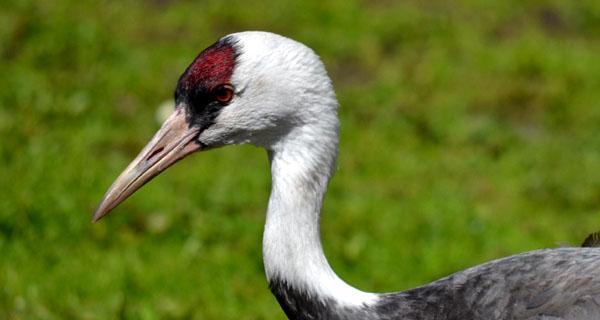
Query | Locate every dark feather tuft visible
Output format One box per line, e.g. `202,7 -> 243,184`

581,231 -> 600,247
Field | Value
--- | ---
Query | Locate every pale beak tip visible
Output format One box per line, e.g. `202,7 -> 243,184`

91,214 -> 102,223
91,108 -> 201,224
91,201 -> 111,223
91,210 -> 104,223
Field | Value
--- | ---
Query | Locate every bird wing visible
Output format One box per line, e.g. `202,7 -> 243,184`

376,248 -> 600,320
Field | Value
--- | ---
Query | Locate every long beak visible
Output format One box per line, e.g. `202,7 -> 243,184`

92,107 -> 201,222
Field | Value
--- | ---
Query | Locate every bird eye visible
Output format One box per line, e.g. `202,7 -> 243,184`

214,84 -> 235,104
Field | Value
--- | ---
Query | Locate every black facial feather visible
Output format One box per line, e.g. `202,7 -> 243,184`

173,36 -> 240,130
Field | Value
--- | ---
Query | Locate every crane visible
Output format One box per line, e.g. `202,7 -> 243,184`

94,31 -> 600,319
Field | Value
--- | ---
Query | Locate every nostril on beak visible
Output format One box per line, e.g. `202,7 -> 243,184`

147,147 -> 164,161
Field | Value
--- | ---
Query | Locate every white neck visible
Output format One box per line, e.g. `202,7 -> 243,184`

262,115 -> 378,307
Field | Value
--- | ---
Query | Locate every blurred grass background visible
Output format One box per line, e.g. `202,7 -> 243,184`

1,0 -> 599,318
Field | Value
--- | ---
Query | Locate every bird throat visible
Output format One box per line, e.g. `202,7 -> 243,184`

262,124 -> 377,317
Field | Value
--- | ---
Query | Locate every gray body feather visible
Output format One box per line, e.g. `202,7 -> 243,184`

375,248 -> 600,320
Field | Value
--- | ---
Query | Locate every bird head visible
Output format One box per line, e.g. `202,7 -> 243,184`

92,31 -> 337,222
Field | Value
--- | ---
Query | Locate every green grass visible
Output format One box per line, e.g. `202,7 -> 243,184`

1,0 -> 599,318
